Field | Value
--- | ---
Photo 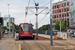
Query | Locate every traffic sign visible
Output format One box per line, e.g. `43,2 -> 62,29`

7,22 -> 13,26
7,22 -> 13,29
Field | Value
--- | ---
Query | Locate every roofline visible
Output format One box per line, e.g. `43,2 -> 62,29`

53,0 -> 69,6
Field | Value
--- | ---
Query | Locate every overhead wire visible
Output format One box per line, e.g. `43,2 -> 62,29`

24,0 -> 51,24
38,9 -> 50,24
25,0 -> 30,22
29,9 -> 35,14
41,2 -> 50,7
38,8 -> 48,15
38,1 -> 51,24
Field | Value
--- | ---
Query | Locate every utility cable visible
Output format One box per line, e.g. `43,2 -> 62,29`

41,2 -> 50,7
38,8 -> 48,15
39,12 -> 49,24
39,8 -> 50,24
25,0 -> 30,22
29,9 -> 35,14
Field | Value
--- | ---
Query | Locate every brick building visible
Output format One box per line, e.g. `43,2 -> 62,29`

52,0 -> 70,25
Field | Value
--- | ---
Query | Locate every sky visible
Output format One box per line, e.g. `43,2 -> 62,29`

0,0 -> 63,29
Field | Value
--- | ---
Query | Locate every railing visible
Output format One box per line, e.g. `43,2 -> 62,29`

33,30 -> 58,36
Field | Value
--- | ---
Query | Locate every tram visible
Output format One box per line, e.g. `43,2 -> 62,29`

15,23 -> 35,40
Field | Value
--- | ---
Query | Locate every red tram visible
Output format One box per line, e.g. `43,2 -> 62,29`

15,23 -> 34,40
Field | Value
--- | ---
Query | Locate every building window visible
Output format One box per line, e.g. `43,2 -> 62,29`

62,14 -> 64,17
57,5 -> 59,8
54,15 -> 56,18
65,8 -> 66,12
57,15 -> 58,18
64,14 -> 65,17
67,13 -> 69,16
65,14 -> 66,17
60,4 -> 61,8
67,2 -> 69,6
57,10 -> 58,13
67,8 -> 69,11
65,3 -> 66,6
59,9 -> 61,13
62,9 -> 63,12
59,14 -> 61,18
62,3 -> 63,7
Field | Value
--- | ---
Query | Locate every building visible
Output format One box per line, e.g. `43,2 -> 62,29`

69,0 -> 75,25
3,15 -> 15,28
52,0 -> 70,25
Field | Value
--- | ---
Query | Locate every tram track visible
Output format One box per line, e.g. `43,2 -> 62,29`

23,40 -> 46,50
23,41 -> 28,50
34,41 -> 46,50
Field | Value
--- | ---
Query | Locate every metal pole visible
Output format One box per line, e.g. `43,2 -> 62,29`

8,4 -> 11,43
59,0 -> 61,35
50,0 -> 53,46
60,19 -> 61,32
0,25 -> 2,40
35,5 -> 38,39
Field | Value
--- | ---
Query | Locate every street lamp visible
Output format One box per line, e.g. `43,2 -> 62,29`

7,4 -> 11,43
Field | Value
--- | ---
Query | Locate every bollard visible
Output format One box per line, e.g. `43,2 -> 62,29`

55,35 -> 58,40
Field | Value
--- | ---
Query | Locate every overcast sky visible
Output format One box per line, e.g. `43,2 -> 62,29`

0,0 -> 62,28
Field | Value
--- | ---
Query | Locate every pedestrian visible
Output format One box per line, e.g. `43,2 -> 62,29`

69,29 -> 73,40
1,28 -> 5,37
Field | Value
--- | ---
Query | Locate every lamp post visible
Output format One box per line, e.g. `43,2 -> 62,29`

7,4 -> 11,43
35,3 -> 39,40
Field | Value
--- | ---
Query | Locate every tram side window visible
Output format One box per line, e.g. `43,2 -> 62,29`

19,25 -> 20,32
29,24 -> 31,32
21,24 -> 23,32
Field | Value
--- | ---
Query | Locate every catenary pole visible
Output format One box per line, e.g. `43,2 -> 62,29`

50,0 -> 53,46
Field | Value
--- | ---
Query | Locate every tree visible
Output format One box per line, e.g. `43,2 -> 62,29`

54,20 -> 60,30
15,25 -> 19,30
38,24 -> 50,30
54,20 -> 67,31
61,20 -> 66,31
2,26 -> 7,30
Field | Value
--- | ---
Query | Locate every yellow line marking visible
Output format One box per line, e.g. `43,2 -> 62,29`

19,44 -> 21,50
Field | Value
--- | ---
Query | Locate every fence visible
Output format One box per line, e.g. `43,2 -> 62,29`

33,30 -> 58,36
